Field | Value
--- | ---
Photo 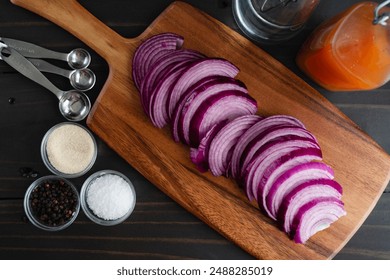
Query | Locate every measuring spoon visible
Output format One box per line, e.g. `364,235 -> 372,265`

0,37 -> 91,69
0,43 -> 91,121
28,58 -> 96,91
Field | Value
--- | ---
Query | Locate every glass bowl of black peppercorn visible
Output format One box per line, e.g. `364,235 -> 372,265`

24,175 -> 80,231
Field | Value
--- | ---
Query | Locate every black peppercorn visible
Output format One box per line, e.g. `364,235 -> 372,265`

19,167 -> 39,178
8,97 -> 15,105
29,179 -> 78,227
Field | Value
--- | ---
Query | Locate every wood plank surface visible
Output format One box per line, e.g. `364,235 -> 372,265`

5,0 -> 390,259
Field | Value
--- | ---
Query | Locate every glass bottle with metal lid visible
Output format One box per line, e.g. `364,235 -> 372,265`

232,0 -> 320,43
296,1 -> 390,91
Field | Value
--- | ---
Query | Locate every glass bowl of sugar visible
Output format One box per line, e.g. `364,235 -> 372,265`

80,170 -> 136,226
41,122 -> 97,178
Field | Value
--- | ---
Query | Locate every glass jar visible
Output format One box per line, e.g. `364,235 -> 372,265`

41,122 -> 97,178
80,170 -> 136,226
233,0 -> 320,43
296,1 -> 390,91
24,175 -> 80,231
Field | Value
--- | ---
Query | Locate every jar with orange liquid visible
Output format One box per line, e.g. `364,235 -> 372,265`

296,1 -> 390,91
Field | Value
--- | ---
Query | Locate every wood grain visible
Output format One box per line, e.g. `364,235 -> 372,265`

10,0 -> 390,259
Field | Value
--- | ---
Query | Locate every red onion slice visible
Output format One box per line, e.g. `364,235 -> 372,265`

264,162 -> 335,220
190,121 -> 227,172
292,197 -> 346,244
243,135 -> 320,201
167,58 -> 240,119
189,90 -> 258,147
230,115 -> 307,179
256,147 -> 323,219
171,76 -> 226,142
209,115 -> 262,177
132,33 -> 184,90
178,78 -> 249,145
171,76 -> 247,143
139,49 -> 204,113
279,179 -> 343,234
240,125 -> 318,179
148,60 -> 194,128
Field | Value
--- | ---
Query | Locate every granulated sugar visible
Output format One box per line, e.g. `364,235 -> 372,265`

86,174 -> 134,220
46,123 -> 96,175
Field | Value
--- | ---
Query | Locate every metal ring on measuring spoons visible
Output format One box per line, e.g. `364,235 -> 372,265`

373,0 -> 390,26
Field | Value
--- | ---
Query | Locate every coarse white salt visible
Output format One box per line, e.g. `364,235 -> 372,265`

45,123 -> 96,175
86,174 -> 135,220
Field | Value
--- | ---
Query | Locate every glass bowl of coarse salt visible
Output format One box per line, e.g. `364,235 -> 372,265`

41,122 -> 97,178
80,170 -> 136,226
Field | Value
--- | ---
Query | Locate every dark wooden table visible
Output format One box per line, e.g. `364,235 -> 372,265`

1,0 -> 389,260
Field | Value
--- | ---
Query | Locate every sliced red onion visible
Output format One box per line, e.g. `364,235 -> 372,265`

255,147 -> 323,219
148,60 -> 194,128
132,32 -> 184,90
243,135 -> 320,201
177,78 -> 249,145
230,116 -> 308,179
132,33 -> 346,244
292,197 -> 346,244
279,179 -> 343,234
139,49 -> 204,113
167,58 -> 240,119
240,125 -> 318,179
264,162 -> 335,220
190,121 -> 227,172
171,76 -> 233,143
189,90 -> 258,147
208,115 -> 262,177
172,76 -> 223,142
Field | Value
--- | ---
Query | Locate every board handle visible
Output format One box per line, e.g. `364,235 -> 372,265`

10,0 -> 131,63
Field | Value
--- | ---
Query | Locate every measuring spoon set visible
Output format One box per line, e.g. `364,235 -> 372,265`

0,38 -> 96,121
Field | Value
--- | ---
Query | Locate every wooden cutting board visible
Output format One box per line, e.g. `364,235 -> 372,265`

11,0 -> 390,259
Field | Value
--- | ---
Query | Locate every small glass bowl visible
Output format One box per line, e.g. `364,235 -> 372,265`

41,122 -> 97,178
24,175 -> 80,231
80,170 -> 136,226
